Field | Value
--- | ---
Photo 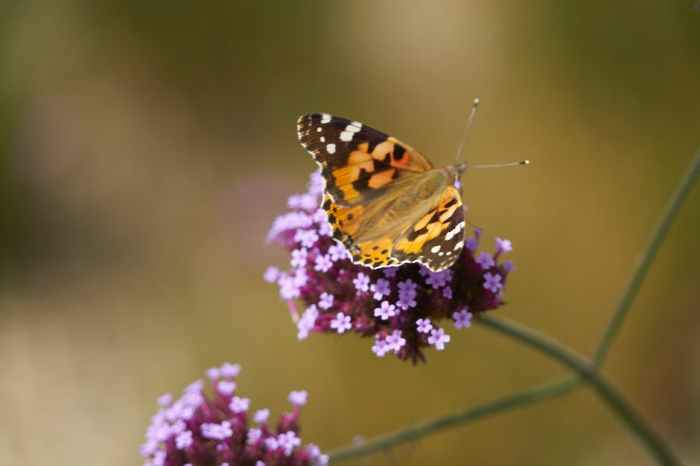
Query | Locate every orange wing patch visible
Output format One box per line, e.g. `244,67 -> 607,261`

367,168 -> 397,189
323,193 -> 401,268
395,222 -> 443,255
395,187 -> 463,257
385,137 -> 433,172
351,237 -> 400,267
322,193 -> 364,244
329,139 -> 429,201
353,138 -> 432,173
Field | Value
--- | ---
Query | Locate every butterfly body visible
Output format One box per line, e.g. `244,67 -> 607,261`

297,113 -> 466,272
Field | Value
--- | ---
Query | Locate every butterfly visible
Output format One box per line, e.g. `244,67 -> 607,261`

297,113 -> 467,272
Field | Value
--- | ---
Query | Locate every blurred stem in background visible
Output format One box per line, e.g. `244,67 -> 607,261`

478,316 -> 680,466
329,147 -> 700,465
329,376 -> 580,463
593,147 -> 700,366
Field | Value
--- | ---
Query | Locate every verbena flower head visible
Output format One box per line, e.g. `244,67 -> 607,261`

140,363 -> 328,466
266,171 -> 514,363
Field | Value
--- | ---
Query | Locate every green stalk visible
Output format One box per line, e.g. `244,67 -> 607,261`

594,149 -> 700,366
329,377 -> 579,463
477,315 -> 680,466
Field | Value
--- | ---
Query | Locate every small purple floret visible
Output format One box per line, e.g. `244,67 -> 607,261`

201,421 -> 232,440
397,280 -> 417,310
289,390 -> 308,406
330,312 -> 352,333
416,318 -> 433,334
476,252 -> 495,269
371,278 -> 391,300
217,380 -> 236,395
296,305 -> 318,340
453,309 -> 473,329
229,396 -> 250,413
219,362 -> 240,378
278,431 -> 302,456
353,272 -> 370,293
318,292 -> 334,310
373,301 -> 397,321
371,337 -> 390,357
428,328 -> 451,351
314,254 -> 333,272
247,427 -> 262,444
423,268 -> 452,289
483,272 -> 503,293
495,237 -> 513,253
385,330 -> 406,353
175,430 -> 192,450
253,409 -> 269,424
157,393 -> 173,407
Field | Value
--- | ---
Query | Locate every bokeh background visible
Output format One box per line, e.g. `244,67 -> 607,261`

1,1 -> 699,465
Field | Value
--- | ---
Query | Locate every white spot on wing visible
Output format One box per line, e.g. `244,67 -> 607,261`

320,136 -> 325,142
445,222 -> 465,241
326,143 -> 336,154
340,131 -> 353,142
430,245 -> 441,253
346,124 -> 361,133
316,127 -> 322,132
321,113 -> 331,124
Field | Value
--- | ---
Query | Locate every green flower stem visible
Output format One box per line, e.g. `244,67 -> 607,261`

477,315 -> 681,466
594,148 -> 700,366
328,376 -> 580,463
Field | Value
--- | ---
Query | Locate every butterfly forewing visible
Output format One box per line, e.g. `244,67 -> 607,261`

297,113 -> 466,272
297,113 -> 432,204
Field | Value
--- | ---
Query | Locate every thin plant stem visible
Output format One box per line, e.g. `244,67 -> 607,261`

594,148 -> 700,366
329,377 -> 579,463
477,315 -> 681,466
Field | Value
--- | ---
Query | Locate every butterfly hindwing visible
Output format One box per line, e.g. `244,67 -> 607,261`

321,192 -> 364,254
393,186 -> 465,271
322,174 -> 466,272
339,185 -> 465,272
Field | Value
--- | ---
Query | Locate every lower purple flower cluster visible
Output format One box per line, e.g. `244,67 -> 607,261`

140,363 -> 328,466
266,171 -> 514,363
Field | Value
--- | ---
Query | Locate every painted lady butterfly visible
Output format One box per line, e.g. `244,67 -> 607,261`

297,113 -> 468,272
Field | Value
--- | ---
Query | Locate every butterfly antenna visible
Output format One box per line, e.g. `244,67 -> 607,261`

455,98 -> 480,164
472,160 -> 531,169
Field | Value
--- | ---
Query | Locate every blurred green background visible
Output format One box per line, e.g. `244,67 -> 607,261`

1,1 -> 699,465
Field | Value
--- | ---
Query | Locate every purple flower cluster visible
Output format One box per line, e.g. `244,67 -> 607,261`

266,171 -> 514,363
140,363 -> 328,466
